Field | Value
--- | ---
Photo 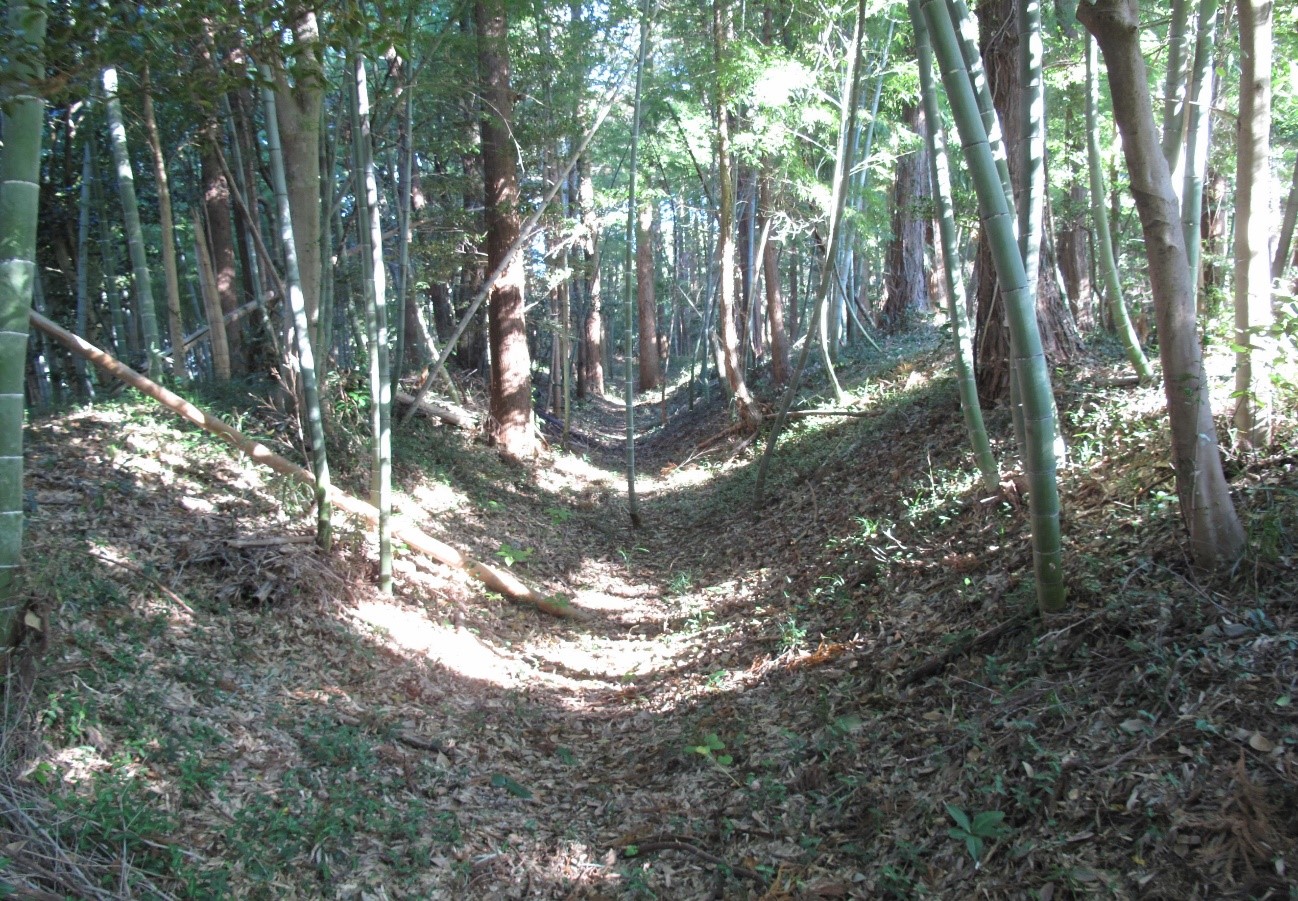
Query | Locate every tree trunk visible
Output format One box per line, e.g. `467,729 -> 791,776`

192,211 -> 231,381
476,0 -> 537,461
350,52 -> 393,593
637,201 -> 662,391
102,66 -> 162,374
922,0 -> 1065,612
1057,181 -> 1093,327
881,102 -> 931,332
1271,152 -> 1298,282
1160,0 -> 1193,200
1078,0 -> 1245,569
139,71 -> 187,381
262,66 -> 333,550
0,0 -> 46,637
971,0 -> 1080,404
1182,0 -> 1219,303
272,6 -> 326,355
578,152 -> 604,397
200,130 -> 245,375
759,172 -> 790,387
713,0 -> 760,429
1201,167 -> 1228,316
912,0 -> 999,493
1086,34 -> 1152,380
74,143 -> 96,398
1232,0 -> 1273,447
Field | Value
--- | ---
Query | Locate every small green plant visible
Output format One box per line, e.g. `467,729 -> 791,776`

495,543 -> 534,567
689,733 -> 742,787
667,570 -> 695,596
777,615 -> 808,654
689,732 -> 732,766
946,803 -> 1010,865
544,506 -> 573,524
682,602 -> 714,633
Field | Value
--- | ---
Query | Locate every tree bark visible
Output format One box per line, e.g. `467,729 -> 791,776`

1079,0 -> 1245,569
758,172 -> 790,387
192,211 -> 231,381
923,0 -> 1065,612
200,129 -> 245,375
1232,0 -> 1273,447
139,70 -> 187,381
713,0 -> 760,429
262,66 -> 333,550
881,102 -> 931,332
577,152 -> 604,397
102,66 -> 163,374
476,0 -> 537,460
1182,0 -> 1220,303
972,0 -> 1081,404
0,0 -> 46,636
272,5 -> 326,354
637,201 -> 662,391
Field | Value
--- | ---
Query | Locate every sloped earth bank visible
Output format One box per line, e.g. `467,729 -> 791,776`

3,340 -> 1298,899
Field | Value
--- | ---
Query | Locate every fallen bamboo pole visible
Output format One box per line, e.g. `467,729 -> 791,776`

29,311 -> 583,620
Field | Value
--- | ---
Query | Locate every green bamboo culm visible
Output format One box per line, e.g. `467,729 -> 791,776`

1085,34 -> 1153,381
1181,0 -> 1219,302
949,0 -> 1013,216
102,66 -> 163,375
1017,0 -> 1045,291
921,0 -> 1066,613
261,65 -> 333,552
948,0 -> 1027,456
0,0 -> 47,643
350,52 -> 393,594
621,0 -> 650,529
909,0 -> 999,494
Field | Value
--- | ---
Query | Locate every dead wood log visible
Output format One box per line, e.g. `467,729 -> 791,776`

393,391 -> 478,430
29,311 -> 584,620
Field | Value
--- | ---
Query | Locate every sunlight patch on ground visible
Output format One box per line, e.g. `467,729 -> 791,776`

406,480 -> 464,514
539,452 -> 618,494
659,464 -> 715,490
567,588 -> 642,613
350,600 -> 521,688
525,633 -> 681,685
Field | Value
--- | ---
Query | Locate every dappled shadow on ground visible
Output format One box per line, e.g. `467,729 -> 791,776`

6,343 -> 1298,899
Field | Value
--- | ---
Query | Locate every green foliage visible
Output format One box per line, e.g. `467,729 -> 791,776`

667,569 -> 695,596
544,505 -> 574,524
777,615 -> 808,654
945,803 -> 1011,864
495,542 -> 534,567
688,732 -> 733,767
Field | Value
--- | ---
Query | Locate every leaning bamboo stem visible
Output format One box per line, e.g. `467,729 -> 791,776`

28,311 -> 580,619
911,0 -> 999,493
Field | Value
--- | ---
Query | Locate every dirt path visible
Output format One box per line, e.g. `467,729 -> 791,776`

12,358 -> 1298,900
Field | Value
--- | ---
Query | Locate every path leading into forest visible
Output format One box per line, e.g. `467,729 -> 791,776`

13,352 -> 1296,899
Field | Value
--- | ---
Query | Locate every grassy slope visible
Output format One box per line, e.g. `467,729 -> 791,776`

3,335 -> 1297,900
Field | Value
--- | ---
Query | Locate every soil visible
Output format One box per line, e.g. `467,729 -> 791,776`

3,339 -> 1298,900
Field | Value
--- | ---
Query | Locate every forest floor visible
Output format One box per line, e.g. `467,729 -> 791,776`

3,329 -> 1298,900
